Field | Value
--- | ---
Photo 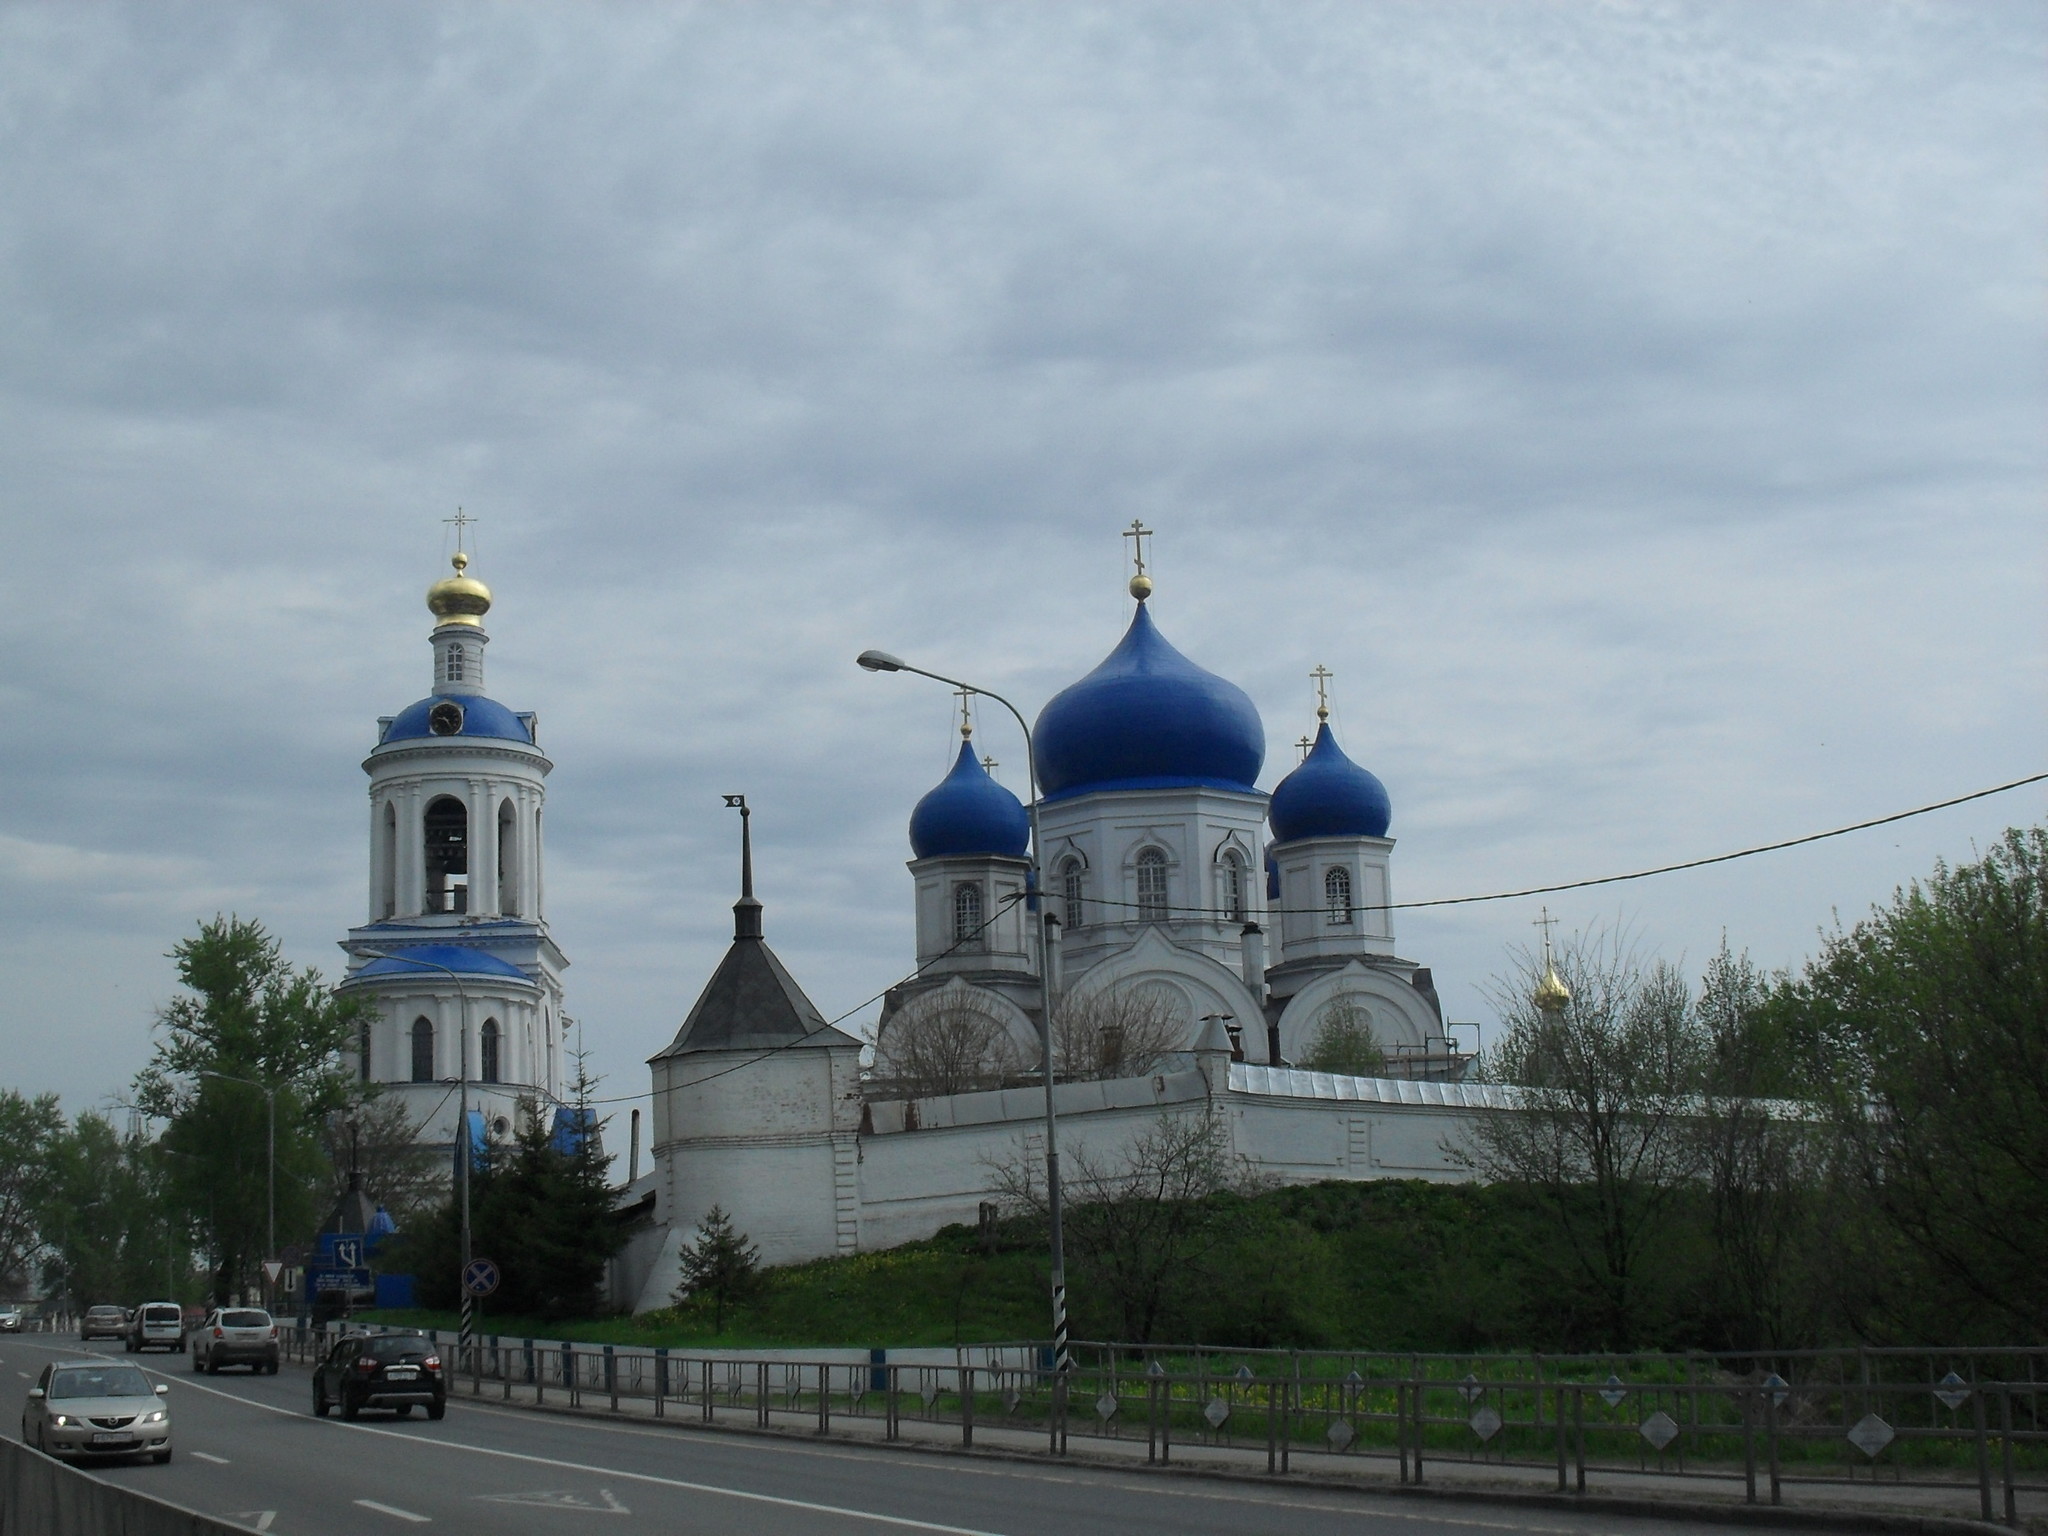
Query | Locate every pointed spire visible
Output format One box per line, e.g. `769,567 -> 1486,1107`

722,794 -> 762,939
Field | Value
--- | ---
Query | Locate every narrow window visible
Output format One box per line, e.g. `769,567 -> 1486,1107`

359,1019 -> 373,1082
423,796 -> 469,914
379,802 -> 398,918
497,799 -> 518,916
411,1017 -> 435,1083
444,646 -> 465,684
1060,860 -> 1085,930
1325,866 -> 1354,925
1136,848 -> 1169,923
953,882 -> 984,944
480,1019 -> 501,1084
1220,849 -> 1246,922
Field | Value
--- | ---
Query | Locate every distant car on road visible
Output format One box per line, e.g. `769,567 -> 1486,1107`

21,1358 -> 172,1463
126,1302 -> 185,1353
80,1305 -> 127,1341
190,1307 -> 279,1374
0,1306 -> 22,1332
312,1331 -> 445,1421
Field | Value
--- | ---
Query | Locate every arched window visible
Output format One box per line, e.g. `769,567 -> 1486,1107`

1325,866 -> 1354,925
359,1018 -> 373,1082
497,798 -> 518,916
1136,848 -> 1169,923
379,802 -> 398,918
411,1017 -> 435,1083
442,645 -> 466,684
1219,849 -> 1247,922
1060,859 -> 1085,930
952,882 -> 984,944
423,796 -> 469,914
480,1019 -> 501,1084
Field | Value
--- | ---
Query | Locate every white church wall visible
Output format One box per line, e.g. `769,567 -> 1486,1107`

1271,961 -> 1441,1065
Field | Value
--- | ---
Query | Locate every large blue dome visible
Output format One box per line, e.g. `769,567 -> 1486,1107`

381,694 -> 533,745
909,741 -> 1031,859
1269,722 -> 1392,842
1034,605 -> 1265,801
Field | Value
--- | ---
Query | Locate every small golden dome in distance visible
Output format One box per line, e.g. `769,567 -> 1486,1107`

1534,966 -> 1571,1015
1129,572 -> 1154,601
427,551 -> 492,627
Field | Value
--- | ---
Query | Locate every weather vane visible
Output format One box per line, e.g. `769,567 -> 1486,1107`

1311,664 -> 1333,723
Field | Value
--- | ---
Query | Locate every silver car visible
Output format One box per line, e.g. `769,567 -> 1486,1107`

191,1307 -> 279,1373
21,1358 -> 172,1463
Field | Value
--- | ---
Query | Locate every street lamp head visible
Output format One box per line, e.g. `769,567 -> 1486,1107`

856,649 -> 905,673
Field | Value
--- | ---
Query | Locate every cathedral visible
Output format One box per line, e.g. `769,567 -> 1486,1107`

334,547 -> 571,1153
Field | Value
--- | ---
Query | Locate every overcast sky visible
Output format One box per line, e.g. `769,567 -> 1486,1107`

2,2 -> 2041,1141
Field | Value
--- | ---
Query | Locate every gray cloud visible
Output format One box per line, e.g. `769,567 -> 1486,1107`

0,2 -> 2040,1118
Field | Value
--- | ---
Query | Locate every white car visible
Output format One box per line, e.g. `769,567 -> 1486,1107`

0,1307 -> 22,1333
21,1358 -> 172,1463
190,1307 -> 280,1373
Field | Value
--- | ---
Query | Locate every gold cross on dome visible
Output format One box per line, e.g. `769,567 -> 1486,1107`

444,507 -> 475,553
1310,665 -> 1333,722
1533,905 -> 1559,958
955,687 -> 975,739
1296,734 -> 1312,764
981,754 -> 999,776
1123,519 -> 1152,579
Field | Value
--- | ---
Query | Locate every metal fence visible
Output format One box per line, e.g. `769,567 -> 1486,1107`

280,1326 -> 2044,1526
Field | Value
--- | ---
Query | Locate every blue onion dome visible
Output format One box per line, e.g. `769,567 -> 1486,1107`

1034,604 -> 1265,800
909,740 -> 1031,859
381,693 -> 533,744
1269,722 -> 1392,841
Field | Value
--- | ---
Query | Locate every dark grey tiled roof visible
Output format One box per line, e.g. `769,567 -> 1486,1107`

654,918 -> 858,1058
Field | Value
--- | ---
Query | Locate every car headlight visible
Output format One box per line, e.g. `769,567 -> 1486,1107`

142,1409 -> 166,1424
49,1414 -> 73,1427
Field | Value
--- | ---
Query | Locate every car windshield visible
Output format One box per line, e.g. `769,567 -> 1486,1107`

222,1310 -> 270,1328
86,1307 -> 123,1319
143,1305 -> 181,1322
365,1337 -> 431,1361
51,1365 -> 153,1399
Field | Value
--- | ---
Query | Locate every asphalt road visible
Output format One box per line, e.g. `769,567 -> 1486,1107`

2,1336 -> 1797,1536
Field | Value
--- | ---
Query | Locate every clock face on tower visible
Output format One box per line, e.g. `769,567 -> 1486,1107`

429,701 -> 465,736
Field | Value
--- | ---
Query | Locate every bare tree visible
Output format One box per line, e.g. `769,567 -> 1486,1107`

1299,996 -> 1386,1076
873,987 -> 1022,1098
989,1111 -> 1239,1342
319,1089 -> 443,1228
1053,984 -> 1186,1081
1462,927 -> 1706,1346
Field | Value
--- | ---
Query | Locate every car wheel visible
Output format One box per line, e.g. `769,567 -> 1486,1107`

394,1404 -> 412,1417
340,1392 -> 360,1422
205,1352 -> 218,1375
190,1349 -> 203,1373
313,1382 -> 330,1417
267,1360 -> 279,1375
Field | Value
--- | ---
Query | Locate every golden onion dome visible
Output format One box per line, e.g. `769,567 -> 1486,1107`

1534,965 -> 1571,1015
426,549 -> 492,627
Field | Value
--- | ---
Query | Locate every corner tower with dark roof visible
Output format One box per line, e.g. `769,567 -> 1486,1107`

336,544 -> 569,1157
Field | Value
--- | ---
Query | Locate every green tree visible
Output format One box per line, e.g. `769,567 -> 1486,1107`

0,1089 -> 64,1297
673,1206 -> 763,1332
1777,826 -> 2048,1341
40,1113 -> 192,1308
134,915 -> 374,1302
1299,998 -> 1386,1076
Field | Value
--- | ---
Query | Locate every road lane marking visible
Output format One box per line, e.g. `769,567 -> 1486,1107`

356,1498 -> 432,1522
146,1365 -> 1589,1536
478,1487 -> 629,1513
191,1450 -> 231,1463
229,1515 -> 276,1532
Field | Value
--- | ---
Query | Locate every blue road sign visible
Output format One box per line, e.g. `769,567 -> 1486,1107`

461,1257 -> 500,1297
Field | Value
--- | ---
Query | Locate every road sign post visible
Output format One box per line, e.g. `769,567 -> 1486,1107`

460,1258 -> 499,1389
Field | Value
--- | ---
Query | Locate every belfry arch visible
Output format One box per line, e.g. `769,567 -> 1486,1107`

424,795 -> 468,913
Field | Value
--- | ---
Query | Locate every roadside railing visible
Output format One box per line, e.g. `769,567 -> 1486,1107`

276,1324 -> 2043,1525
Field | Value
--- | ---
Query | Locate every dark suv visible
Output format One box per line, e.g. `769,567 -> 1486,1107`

313,1332 -> 445,1421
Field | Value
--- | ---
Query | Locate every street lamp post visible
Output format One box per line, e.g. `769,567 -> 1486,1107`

357,948 -> 473,1366
857,649 -> 1072,1387
198,1070 -> 275,1308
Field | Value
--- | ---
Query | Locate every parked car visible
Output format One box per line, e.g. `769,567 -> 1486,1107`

0,1307 -> 22,1333
189,1307 -> 280,1374
312,1331 -> 445,1421
126,1302 -> 185,1353
21,1358 -> 172,1463
79,1305 -> 128,1342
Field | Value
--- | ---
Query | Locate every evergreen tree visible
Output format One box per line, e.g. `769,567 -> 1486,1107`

673,1206 -> 762,1333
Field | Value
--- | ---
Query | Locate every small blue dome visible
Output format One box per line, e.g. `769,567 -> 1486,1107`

550,1106 -> 599,1159
909,741 -> 1030,860
1034,605 -> 1265,801
382,694 -> 533,745
1269,722 -> 1392,842
352,944 -> 533,982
